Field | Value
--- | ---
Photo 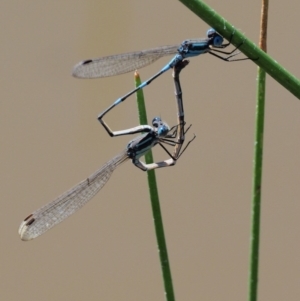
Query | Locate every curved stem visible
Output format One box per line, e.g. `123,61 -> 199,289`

178,0 -> 300,99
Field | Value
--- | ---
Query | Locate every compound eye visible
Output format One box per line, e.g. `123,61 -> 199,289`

157,125 -> 169,136
213,35 -> 223,46
206,28 -> 216,38
152,117 -> 162,127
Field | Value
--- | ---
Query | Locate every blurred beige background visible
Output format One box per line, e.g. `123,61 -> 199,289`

2,1 -> 300,300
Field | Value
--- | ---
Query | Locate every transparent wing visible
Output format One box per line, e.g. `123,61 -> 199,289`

72,44 -> 180,78
19,152 -> 129,241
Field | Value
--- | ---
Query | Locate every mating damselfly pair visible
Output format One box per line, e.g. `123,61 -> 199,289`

19,28 -> 248,240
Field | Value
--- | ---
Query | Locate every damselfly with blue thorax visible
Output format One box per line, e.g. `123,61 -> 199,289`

72,29 -> 248,110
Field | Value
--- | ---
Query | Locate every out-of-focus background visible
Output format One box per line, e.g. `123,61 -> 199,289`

2,1 -> 300,300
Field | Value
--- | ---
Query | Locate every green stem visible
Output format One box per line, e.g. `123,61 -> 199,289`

178,0 -> 300,99
249,67 -> 265,301
135,72 -> 175,301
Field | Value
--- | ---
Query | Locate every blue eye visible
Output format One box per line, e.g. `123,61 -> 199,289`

207,28 -> 216,38
157,125 -> 169,136
152,116 -> 162,127
213,35 -> 223,46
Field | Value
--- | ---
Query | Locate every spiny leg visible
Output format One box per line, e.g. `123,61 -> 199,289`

209,36 -> 254,62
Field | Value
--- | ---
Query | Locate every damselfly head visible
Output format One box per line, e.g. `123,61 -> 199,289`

152,117 -> 169,137
207,28 -> 224,47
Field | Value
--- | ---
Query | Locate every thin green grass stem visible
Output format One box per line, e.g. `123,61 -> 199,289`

135,72 -> 175,301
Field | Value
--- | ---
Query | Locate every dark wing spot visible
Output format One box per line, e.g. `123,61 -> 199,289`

26,217 -> 35,226
82,60 -> 93,65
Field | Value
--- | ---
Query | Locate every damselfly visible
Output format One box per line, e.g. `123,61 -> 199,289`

72,29 -> 248,108
18,61 -> 195,241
